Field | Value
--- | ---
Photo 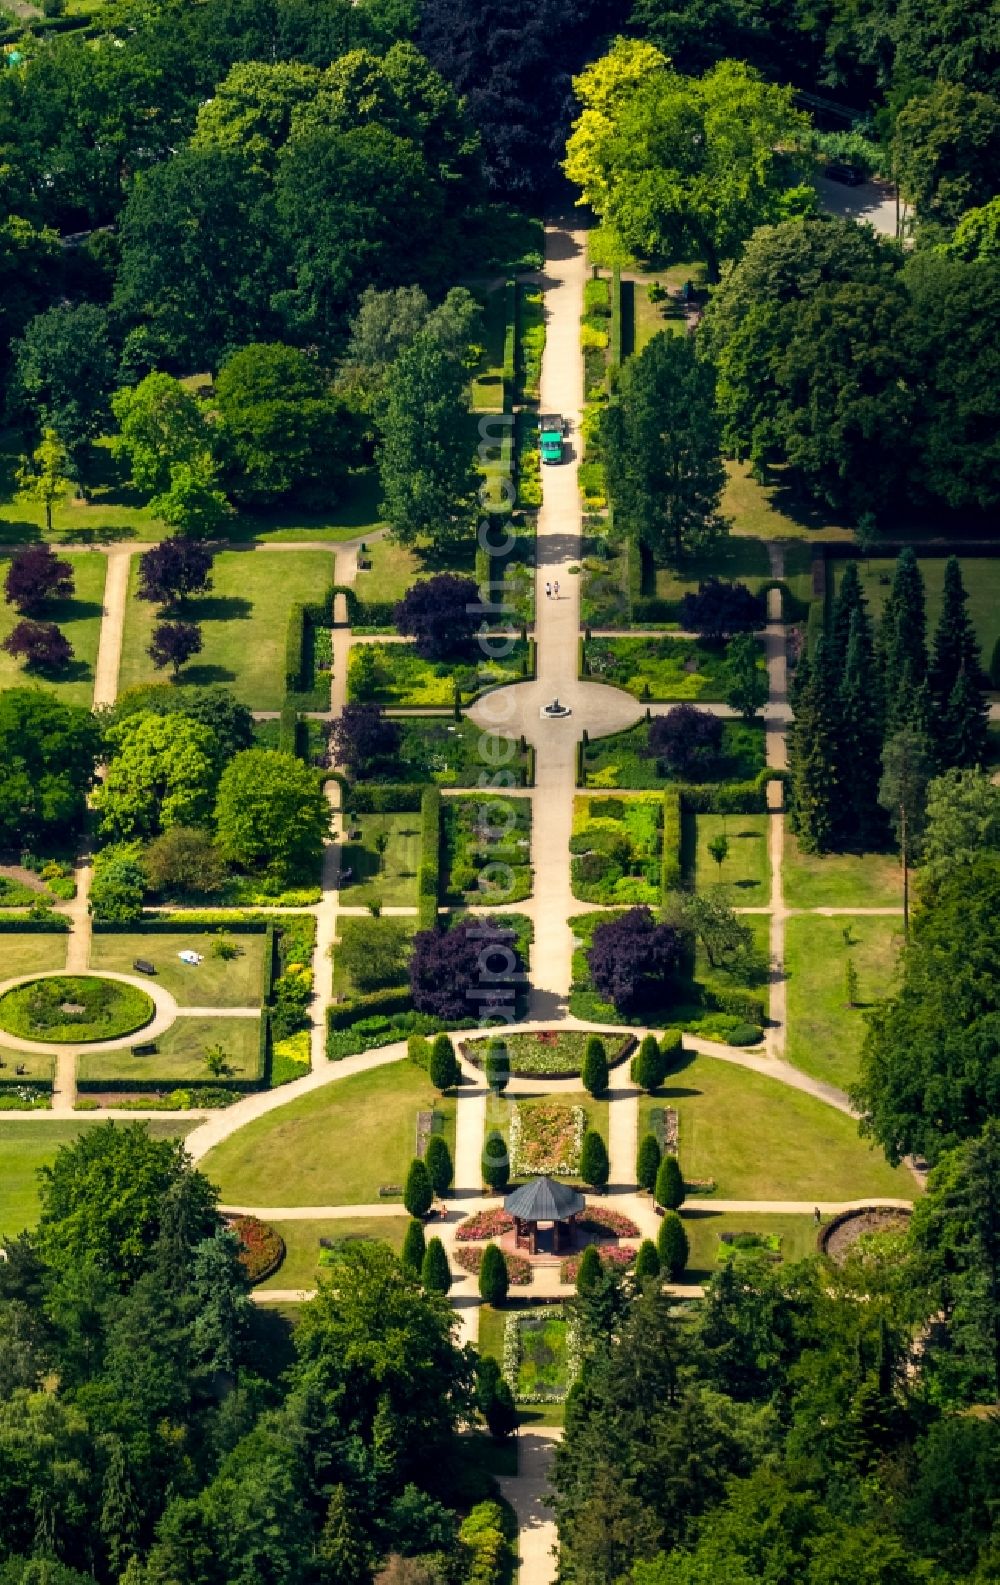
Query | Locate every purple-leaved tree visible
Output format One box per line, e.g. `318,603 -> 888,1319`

4,545 -> 74,614
587,906 -> 681,1017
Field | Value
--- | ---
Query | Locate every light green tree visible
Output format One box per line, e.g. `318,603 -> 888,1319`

97,712 -> 218,841
15,427 -> 75,532
111,372 -> 216,495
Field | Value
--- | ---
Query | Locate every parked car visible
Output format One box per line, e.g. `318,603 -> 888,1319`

824,161 -> 865,186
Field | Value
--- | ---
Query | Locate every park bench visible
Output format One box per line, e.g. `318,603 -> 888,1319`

133,958 -> 156,975
378,1184 -> 402,1198
131,1042 -> 158,1057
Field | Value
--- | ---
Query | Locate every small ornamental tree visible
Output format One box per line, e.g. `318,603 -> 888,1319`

424,1134 -> 453,1197
484,1037 -> 510,1096
478,1242 -> 509,1306
724,631 -> 768,721
148,621 -> 203,678
15,428 -> 74,532
4,544 -> 73,613
2,619 -> 73,673
401,1218 -> 427,1277
654,1154 -> 685,1211
679,578 -> 765,640
403,1158 -> 433,1219
421,1236 -> 452,1294
634,1239 -> 661,1282
657,1211 -> 689,1280
582,1035 -> 609,1098
394,573 -> 480,660
328,702 -> 402,776
648,704 -> 723,777
482,1129 -> 510,1192
429,1033 -> 460,1092
631,1034 -> 666,1093
636,1132 -> 662,1193
587,908 -> 681,1018
137,539 -> 214,608
707,834 -> 729,876
579,1129 -> 610,1191
575,1242 -> 603,1295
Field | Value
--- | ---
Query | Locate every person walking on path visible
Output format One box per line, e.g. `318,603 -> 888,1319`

545,581 -> 552,599
553,580 -> 560,598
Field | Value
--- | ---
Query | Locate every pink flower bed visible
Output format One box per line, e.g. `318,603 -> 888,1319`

454,1243 -> 532,1285
578,1208 -> 640,1239
456,1209 -> 515,1242
561,1244 -> 637,1282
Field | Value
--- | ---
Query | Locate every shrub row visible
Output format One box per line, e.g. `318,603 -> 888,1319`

327,987 -> 414,1032
418,786 -> 441,929
661,788 -> 682,899
346,783 -> 424,813
261,924 -> 277,1005
610,266 -> 622,369
502,278 -> 517,414
0,916 -> 70,933
92,918 -> 269,934
284,588 -> 334,705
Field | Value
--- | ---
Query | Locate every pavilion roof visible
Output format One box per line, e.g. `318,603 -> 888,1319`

504,1176 -> 586,1223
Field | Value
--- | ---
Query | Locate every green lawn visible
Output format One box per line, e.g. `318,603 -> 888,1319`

470,283 -> 508,412
639,1051 -> 913,1201
0,552 -> 107,705
833,555 -> 1000,662
582,720 -> 766,790
117,550 -> 335,709
688,813 -> 771,899
353,539 -> 424,607
681,1209 -> 821,1282
0,933 -> 68,979
78,1016 -> 262,1087
256,1215 -> 409,1289
783,832 -> 902,909
339,813 -> 422,908
0,1048 -> 55,1083
0,1118 -> 198,1235
784,914 -> 903,1090
200,1062 -> 456,1206
89,932 -> 268,1007
583,635 -> 764,702
721,461 -> 856,543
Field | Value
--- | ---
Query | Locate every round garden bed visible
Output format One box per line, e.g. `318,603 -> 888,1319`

461,1030 -> 635,1079
819,1205 -> 912,1265
0,976 -> 156,1044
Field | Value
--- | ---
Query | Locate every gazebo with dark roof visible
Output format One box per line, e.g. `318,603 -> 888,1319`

504,1176 -> 586,1255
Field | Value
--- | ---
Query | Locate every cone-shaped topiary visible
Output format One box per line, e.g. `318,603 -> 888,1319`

636,1131 -> 662,1193
401,1218 -> 426,1277
484,1037 -> 510,1095
421,1236 -> 452,1294
477,1356 -> 517,1440
482,1128 -> 510,1192
657,1211 -> 689,1280
424,1133 -> 453,1196
579,1128 -> 610,1190
654,1153 -> 684,1211
630,1032 -> 665,1093
582,1035 -> 609,1098
634,1238 -> 661,1282
403,1157 -> 433,1218
429,1033 -> 460,1092
575,1242 -> 603,1294
479,1241 -> 509,1306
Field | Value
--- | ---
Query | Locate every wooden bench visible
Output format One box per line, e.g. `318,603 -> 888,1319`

133,958 -> 156,975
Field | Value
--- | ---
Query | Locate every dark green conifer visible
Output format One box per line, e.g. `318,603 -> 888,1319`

880,547 -> 927,729
837,609 -> 884,848
942,668 -> 989,769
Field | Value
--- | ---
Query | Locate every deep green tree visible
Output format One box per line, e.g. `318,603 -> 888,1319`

942,667 -> 989,770
0,689 -> 101,848
829,559 -> 871,671
929,558 -> 980,713
788,641 -> 841,854
656,1210 -> 689,1280
481,1129 -> 510,1192
484,1038 -> 510,1096
401,1217 -> 427,1276
475,1354 -> 517,1440
576,1243 -> 603,1295
428,1034 -> 460,1093
631,1033 -> 667,1093
317,1484 -> 373,1585
723,631 -> 767,721
215,341 -> 355,505
634,1239 -> 661,1283
637,1132 -> 662,1194
214,749 -> 330,882
421,1236 -> 451,1295
11,303 -> 115,461
654,1154 -> 685,1211
423,1134 -> 453,1197
582,1036 -> 609,1098
879,727 -> 933,933
837,609 -> 885,849
580,1130 -> 610,1191
375,327 -> 477,546
478,1243 -> 508,1307
403,1158 -> 433,1219
879,549 -> 927,732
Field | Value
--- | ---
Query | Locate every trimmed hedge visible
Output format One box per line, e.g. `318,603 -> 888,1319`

502,278 -> 517,415
261,924 -> 277,1005
610,265 -> 622,369
284,588 -> 334,706
661,788 -> 682,899
0,916 -> 70,933
418,786 -> 441,930
327,987 -> 414,1031
346,783 -> 424,813
92,918 -> 269,934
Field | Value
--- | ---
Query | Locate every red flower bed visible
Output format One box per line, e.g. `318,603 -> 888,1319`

456,1209 -> 515,1242
577,1208 -> 640,1239
227,1215 -> 285,1284
561,1244 -> 637,1282
453,1242 -> 532,1285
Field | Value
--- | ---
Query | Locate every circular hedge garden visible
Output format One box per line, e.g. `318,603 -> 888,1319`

0,976 -> 156,1043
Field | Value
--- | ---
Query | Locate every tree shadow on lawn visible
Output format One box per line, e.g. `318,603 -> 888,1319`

175,663 -> 237,686
184,595 -> 254,624
24,656 -> 92,686
50,597 -> 104,624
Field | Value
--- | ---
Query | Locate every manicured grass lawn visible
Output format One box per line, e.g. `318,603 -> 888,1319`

0,552 -> 107,705
353,539 -> 423,607
681,1209 -> 821,1282
470,283 -> 507,412
633,283 -> 688,353
117,549 -> 335,709
89,932 -> 268,1007
339,812 -> 422,908
200,1062 -> 456,1206
582,720 -> 766,790
784,914 -> 903,1090
256,1215 -> 409,1289
653,537 -> 772,603
348,639 -> 530,708
78,1016 -> 262,1086
833,555 -> 1000,661
0,1118 -> 198,1235
721,460 -> 856,543
583,635 -> 764,701
0,933 -> 68,978
639,1051 -> 913,1200
689,813 -> 770,898
394,718 -> 532,788
783,832 -> 902,909
0,1048 -> 55,1083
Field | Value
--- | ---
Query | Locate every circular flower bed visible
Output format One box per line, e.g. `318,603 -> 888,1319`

820,1206 -> 911,1266
453,1243 -> 532,1285
561,1244 -> 636,1283
228,1215 -> 285,1284
0,976 -> 156,1044
456,1209 -> 515,1242
577,1208 -> 640,1239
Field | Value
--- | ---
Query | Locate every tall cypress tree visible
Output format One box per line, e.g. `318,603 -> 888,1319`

943,669 -> 989,769
789,638 -> 841,853
837,609 -> 884,848
830,560 -> 870,671
880,548 -> 927,730
929,558 -> 987,767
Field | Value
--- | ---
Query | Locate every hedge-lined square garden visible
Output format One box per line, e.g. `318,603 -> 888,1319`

570,793 -> 675,905
392,719 -> 533,788
117,550 -> 334,708
338,813 -> 423,908
581,719 -> 766,790
89,930 -> 269,1007
782,832 -> 901,909
688,813 -> 770,897
77,1015 -> 263,1093
681,1210 -> 821,1282
0,551 -> 108,705
581,635 -> 764,702
347,637 -> 532,708
442,795 -> 532,905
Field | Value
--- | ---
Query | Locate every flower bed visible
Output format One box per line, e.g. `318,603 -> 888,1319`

453,1243 -> 531,1285
577,1207 -> 640,1239
509,1101 -> 586,1177
227,1214 -> 285,1283
561,1244 -> 636,1282
456,1209 -> 515,1242
502,1305 -> 581,1401
462,1030 -> 633,1078
0,976 -> 155,1043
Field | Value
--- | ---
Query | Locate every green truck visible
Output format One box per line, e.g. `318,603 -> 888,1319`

539,413 -> 566,464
